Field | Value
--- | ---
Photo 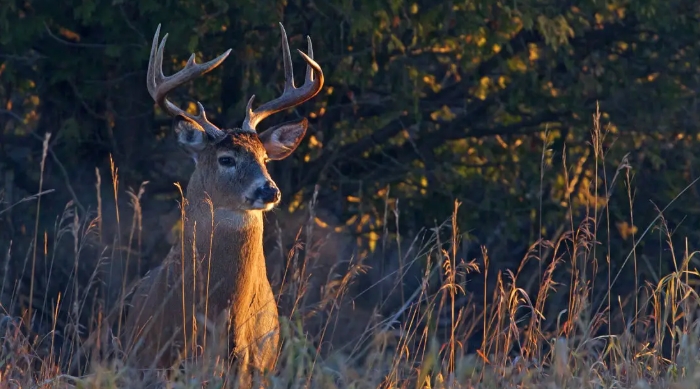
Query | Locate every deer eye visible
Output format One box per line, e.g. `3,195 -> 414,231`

218,156 -> 236,167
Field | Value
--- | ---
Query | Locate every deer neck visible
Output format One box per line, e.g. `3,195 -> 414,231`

179,192 -> 268,313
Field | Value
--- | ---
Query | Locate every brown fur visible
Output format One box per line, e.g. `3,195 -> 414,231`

121,122 -> 306,387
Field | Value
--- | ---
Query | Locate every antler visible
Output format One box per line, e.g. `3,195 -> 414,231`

242,23 -> 324,133
147,24 -> 231,140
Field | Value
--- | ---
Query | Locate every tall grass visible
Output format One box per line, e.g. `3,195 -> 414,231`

2,111 -> 700,389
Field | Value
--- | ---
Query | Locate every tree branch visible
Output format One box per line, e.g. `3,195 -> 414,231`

290,17 -> 641,197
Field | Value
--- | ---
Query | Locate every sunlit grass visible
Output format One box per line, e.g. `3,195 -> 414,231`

2,110 -> 700,389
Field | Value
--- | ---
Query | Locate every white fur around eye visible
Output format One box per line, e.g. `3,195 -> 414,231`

216,154 -> 237,170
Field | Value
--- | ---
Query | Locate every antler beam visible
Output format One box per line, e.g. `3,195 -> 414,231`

147,24 -> 230,140
242,23 -> 325,133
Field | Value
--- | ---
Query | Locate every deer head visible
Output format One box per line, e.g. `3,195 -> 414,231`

147,23 -> 324,212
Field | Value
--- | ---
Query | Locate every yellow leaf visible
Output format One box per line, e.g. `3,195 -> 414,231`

616,221 -> 638,240
308,135 -> 321,147
314,217 -> 329,228
529,43 -> 539,61
59,27 -> 81,42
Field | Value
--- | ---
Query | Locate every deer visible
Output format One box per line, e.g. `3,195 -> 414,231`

120,22 -> 324,385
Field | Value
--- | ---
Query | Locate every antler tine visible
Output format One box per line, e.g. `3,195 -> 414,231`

147,24 -> 231,140
242,23 -> 325,133
305,35 -> 314,81
281,24 -> 296,92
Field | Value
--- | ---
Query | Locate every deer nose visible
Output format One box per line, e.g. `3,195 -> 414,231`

255,181 -> 280,203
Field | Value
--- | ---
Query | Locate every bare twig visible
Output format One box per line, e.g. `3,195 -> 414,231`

43,21 -> 142,49
0,189 -> 55,217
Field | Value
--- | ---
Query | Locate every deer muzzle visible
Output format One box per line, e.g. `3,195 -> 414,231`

255,181 -> 281,204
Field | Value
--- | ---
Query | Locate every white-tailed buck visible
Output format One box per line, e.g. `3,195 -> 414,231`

121,22 -> 323,383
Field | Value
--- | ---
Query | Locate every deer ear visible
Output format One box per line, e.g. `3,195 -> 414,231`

258,118 -> 308,160
174,116 -> 207,156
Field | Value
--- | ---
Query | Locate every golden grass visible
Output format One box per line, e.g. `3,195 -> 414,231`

2,108 -> 700,389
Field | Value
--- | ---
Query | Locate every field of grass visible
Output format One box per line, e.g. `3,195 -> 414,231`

2,113 -> 700,389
